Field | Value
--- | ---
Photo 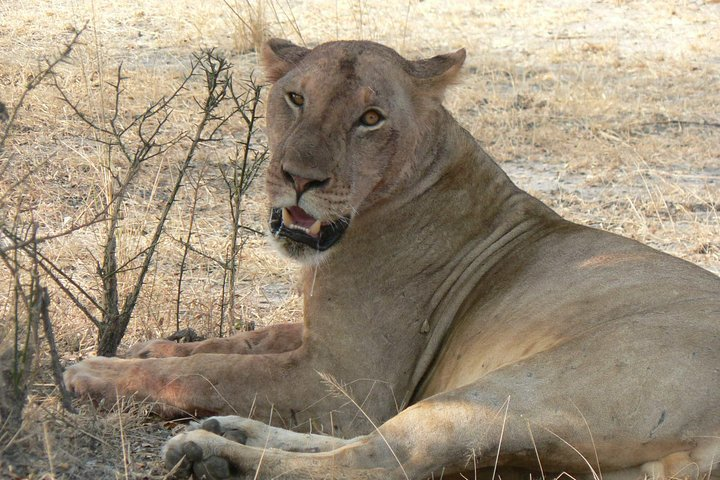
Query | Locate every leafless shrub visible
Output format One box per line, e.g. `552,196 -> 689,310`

167,75 -> 268,337
0,228 -> 42,437
0,29 -> 85,440
218,76 -> 268,334
47,50 -> 268,356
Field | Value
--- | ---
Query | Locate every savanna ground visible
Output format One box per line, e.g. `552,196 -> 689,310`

0,0 -> 718,478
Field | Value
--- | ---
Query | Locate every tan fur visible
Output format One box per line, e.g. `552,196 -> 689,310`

64,40 -> 720,479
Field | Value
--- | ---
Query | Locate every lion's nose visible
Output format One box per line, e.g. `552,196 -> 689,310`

282,169 -> 330,195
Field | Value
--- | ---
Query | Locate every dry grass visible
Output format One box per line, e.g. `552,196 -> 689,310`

0,0 -> 718,478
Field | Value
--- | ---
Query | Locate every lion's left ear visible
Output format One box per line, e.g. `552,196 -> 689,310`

262,38 -> 311,83
408,48 -> 466,93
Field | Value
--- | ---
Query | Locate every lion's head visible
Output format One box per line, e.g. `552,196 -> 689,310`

262,39 -> 465,262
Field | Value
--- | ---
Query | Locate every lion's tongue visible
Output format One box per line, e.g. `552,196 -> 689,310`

287,206 -> 317,228
283,207 -> 323,237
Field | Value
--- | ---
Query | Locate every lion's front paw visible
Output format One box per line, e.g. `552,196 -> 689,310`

163,429 -> 249,480
126,339 -> 192,359
63,356 -> 136,404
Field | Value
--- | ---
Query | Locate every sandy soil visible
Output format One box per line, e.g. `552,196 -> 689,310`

0,0 -> 718,478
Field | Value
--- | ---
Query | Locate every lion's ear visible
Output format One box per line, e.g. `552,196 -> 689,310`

262,39 -> 311,83
408,48 -> 466,93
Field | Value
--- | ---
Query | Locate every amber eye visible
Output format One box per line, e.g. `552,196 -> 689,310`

360,109 -> 384,127
288,92 -> 304,107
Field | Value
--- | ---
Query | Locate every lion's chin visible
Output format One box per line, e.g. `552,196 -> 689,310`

268,207 -> 350,258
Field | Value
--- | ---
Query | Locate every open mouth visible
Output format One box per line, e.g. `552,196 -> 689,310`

269,206 -> 350,251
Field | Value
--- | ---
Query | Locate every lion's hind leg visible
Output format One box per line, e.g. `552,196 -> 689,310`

161,382 -> 720,480
163,428 -> 377,480
188,415 -> 352,453
161,383 -> 504,479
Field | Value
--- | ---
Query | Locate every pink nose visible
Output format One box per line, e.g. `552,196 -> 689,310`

282,169 -> 330,195
290,174 -> 312,194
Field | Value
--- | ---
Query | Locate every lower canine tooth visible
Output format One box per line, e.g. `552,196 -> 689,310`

282,208 -> 293,227
308,220 -> 322,236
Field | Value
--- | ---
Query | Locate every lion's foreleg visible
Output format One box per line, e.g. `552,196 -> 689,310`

64,346 -> 323,419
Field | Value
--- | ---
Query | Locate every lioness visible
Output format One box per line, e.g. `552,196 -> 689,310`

64,39 -> 720,480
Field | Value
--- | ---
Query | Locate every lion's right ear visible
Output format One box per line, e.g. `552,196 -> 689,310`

262,39 -> 311,83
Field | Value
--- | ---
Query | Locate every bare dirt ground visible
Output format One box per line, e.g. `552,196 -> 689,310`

0,0 -> 718,478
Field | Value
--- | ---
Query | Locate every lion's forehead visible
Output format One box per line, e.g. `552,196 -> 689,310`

295,45 -> 410,104
306,40 -> 407,71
